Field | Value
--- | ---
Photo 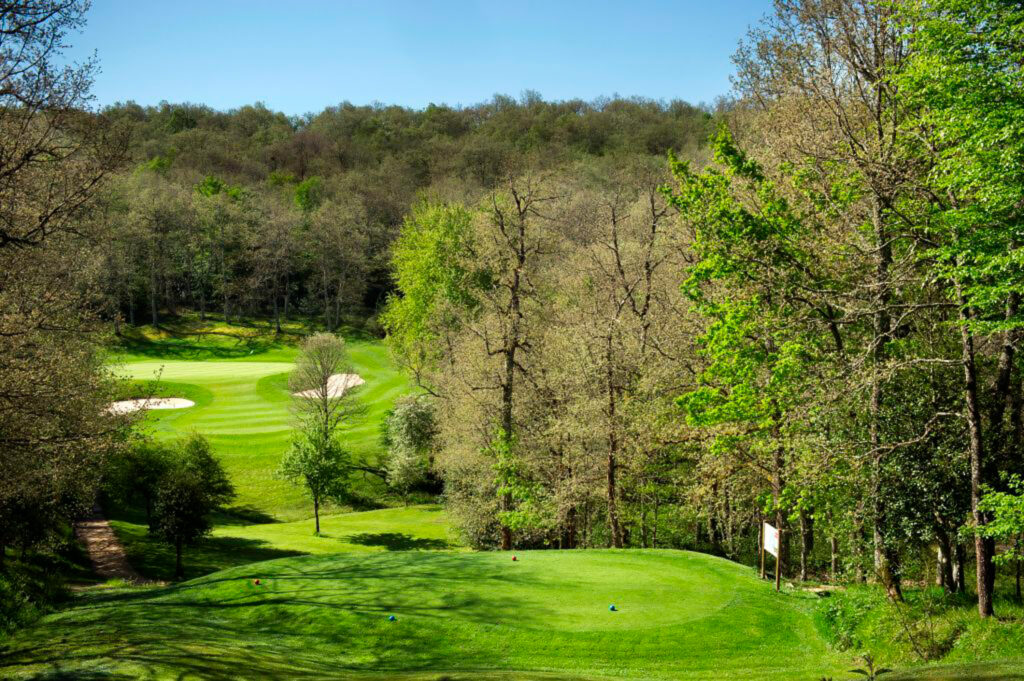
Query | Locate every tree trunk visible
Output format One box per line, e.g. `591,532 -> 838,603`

563,506 -> 577,549
640,504 -> 648,548
953,541 -> 966,593
283,273 -> 291,319
273,286 -> 281,334
314,495 -> 320,534
772,444 -> 788,580
958,288 -> 994,617
149,266 -> 158,326
830,536 -> 839,581
800,510 -> 813,582
652,494 -> 659,548
935,524 -> 955,592
868,199 -> 903,602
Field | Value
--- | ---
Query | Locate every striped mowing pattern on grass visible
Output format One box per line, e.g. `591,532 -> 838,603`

113,339 -> 411,521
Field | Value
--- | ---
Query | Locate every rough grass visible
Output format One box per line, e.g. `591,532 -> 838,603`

0,549 -> 853,681
815,583 -> 1024,677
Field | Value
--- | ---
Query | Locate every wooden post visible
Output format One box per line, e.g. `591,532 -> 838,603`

775,529 -> 783,593
759,518 -> 766,579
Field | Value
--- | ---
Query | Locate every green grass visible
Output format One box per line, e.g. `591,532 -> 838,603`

109,320 -> 410,521
1,549 -> 856,680
109,505 -> 457,582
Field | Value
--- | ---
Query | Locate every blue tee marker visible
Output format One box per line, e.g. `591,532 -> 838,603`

388,615 -> 397,622
608,605 -> 617,612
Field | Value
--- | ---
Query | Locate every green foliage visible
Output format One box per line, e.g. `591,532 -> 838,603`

382,395 -> 437,495
277,433 -> 352,509
899,0 -> 1024,333
101,440 -> 172,525
0,572 -> 43,636
491,429 -> 549,534
151,434 -> 235,577
818,587 -> 884,651
980,476 -> 1024,565
381,202 -> 479,379
138,155 -> 172,174
195,175 -> 244,201
166,107 -> 198,133
267,169 -> 297,186
293,175 -> 324,212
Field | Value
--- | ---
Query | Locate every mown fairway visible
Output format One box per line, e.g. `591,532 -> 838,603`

113,330 -> 409,520
2,550 -> 850,681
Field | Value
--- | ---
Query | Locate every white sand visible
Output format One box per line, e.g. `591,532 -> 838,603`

291,373 -> 365,399
106,397 -> 196,415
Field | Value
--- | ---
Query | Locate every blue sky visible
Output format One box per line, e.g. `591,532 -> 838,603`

66,1 -> 773,114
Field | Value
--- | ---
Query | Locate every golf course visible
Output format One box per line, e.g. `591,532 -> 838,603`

7,3 -> 1024,680
0,321 -> 1017,681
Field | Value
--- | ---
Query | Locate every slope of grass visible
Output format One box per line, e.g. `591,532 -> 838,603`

1,549 -> 854,680
108,505 -> 457,582
108,320 -> 410,521
815,582 -> 1024,677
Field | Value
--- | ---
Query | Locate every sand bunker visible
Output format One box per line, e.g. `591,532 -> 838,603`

106,397 -> 196,415
291,373 -> 365,399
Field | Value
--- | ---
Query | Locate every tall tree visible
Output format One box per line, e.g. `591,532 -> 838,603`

0,0 -> 127,565
899,0 -> 1024,617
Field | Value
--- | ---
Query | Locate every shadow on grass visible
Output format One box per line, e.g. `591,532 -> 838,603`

344,532 -> 451,551
113,334 -> 279,360
216,505 -> 279,525
114,524 -> 304,582
2,553 -> 552,681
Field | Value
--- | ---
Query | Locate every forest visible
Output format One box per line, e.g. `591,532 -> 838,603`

3,1 -> 1024,665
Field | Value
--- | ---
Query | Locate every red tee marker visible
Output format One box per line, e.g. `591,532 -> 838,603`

253,579 -> 261,586
512,555 -> 517,561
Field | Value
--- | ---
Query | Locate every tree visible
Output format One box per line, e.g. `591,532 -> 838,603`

278,434 -> 352,534
383,396 -> 439,497
152,435 -> 234,579
283,333 -> 362,532
101,440 -> 172,527
980,476 -> 1024,602
0,0 -> 127,568
898,0 -> 1024,617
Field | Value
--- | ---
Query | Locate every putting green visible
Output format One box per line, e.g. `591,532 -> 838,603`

114,338 -> 410,520
0,549 -> 850,680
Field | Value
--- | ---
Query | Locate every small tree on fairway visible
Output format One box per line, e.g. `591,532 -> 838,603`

152,435 -> 234,579
278,434 -> 351,533
282,333 -> 363,532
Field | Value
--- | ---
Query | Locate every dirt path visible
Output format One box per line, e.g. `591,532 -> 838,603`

74,506 -> 152,585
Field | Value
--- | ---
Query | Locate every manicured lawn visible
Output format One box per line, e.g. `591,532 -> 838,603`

0,549 -> 852,680
111,328 -> 410,521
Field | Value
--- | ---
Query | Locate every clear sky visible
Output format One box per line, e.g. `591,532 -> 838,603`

65,0 -> 773,115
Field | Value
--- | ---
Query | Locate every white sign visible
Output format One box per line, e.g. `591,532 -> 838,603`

764,522 -> 779,558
